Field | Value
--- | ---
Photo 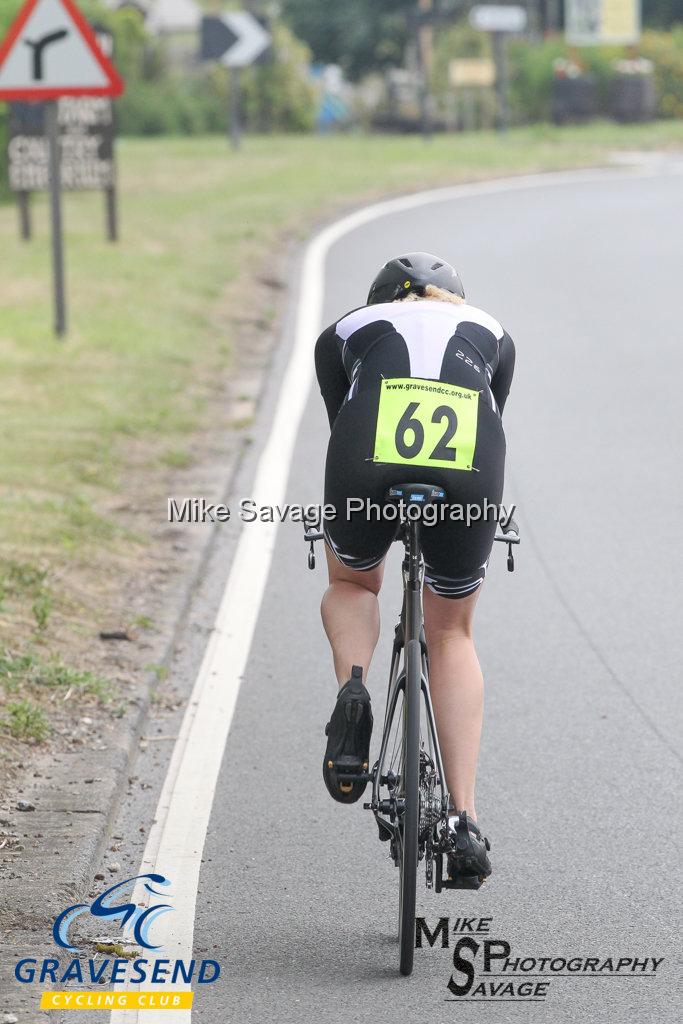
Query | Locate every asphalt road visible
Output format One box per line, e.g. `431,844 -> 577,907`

55,163 -> 682,1024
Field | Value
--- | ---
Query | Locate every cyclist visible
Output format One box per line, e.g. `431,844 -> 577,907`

315,253 -> 515,882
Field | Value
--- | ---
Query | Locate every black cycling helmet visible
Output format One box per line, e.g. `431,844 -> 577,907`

367,252 -> 465,305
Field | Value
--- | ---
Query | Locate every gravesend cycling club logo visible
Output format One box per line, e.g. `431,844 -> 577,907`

415,916 -> 666,1004
53,872 -> 172,951
14,873 -> 221,1012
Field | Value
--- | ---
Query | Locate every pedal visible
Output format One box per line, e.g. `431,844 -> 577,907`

434,845 -> 486,891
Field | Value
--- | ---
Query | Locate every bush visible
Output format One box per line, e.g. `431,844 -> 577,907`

428,24 -> 499,129
640,26 -> 683,117
115,79 -> 215,136
240,22 -> 317,133
508,30 -> 683,123
113,16 -> 315,136
508,37 -> 567,122
431,22 -> 683,126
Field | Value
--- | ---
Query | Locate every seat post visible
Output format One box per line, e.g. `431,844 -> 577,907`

388,482 -> 443,645
403,518 -> 423,646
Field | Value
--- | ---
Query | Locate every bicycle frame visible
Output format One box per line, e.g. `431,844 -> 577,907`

371,518 -> 449,846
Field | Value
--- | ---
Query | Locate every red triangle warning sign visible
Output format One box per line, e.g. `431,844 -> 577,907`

0,0 -> 125,100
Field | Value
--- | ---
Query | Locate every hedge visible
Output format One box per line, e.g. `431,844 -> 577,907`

507,29 -> 683,123
430,25 -> 683,125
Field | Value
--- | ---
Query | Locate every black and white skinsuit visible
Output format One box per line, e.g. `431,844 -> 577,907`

315,298 -> 515,597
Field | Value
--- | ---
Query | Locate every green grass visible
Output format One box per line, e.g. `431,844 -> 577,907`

160,447 -> 193,469
0,650 -> 115,702
2,699 -> 50,742
133,614 -> 154,630
1,122 -> 682,687
0,560 -> 53,630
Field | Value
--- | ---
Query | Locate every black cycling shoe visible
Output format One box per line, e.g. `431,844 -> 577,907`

446,812 -> 492,883
323,665 -> 373,804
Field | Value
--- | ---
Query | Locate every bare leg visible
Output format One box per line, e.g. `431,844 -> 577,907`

423,587 -> 483,821
321,546 -> 385,685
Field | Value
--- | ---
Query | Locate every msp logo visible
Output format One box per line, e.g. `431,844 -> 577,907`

415,916 -> 666,1004
53,873 -> 172,951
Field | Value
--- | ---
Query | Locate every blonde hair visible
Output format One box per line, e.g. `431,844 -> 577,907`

397,283 -> 465,305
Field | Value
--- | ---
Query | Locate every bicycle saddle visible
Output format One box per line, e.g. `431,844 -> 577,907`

384,483 -> 447,506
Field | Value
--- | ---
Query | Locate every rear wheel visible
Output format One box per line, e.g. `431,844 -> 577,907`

398,639 -> 421,976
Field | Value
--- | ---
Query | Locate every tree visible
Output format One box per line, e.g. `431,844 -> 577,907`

280,0 -> 415,80
643,0 -> 682,29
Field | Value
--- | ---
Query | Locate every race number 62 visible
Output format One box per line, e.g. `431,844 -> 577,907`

373,378 -> 479,472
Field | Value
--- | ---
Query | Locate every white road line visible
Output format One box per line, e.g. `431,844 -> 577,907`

109,166 -> 643,1022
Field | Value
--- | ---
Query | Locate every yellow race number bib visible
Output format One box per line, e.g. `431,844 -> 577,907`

372,378 -> 479,472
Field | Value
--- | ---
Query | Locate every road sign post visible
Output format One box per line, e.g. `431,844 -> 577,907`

105,183 -> 117,243
491,31 -> 509,131
18,190 -> 32,240
0,0 -> 124,338
45,100 -> 66,335
417,0 -> 434,142
230,67 -> 241,151
469,5 -> 527,132
200,10 -> 271,150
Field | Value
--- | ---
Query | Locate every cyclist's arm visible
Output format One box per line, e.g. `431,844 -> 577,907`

491,330 -> 515,415
315,323 -> 349,429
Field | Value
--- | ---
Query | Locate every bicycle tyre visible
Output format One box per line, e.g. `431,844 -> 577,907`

398,638 -> 421,976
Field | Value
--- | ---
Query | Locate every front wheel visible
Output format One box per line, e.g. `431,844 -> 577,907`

398,638 -> 421,976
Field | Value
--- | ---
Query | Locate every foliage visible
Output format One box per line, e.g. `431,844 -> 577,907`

430,20 -> 683,126
240,21 -> 316,133
507,36 -> 567,123
113,21 -> 315,136
643,0 -> 681,29
506,31 -> 683,123
280,0 -> 414,81
2,699 -> 50,742
430,20 -> 492,89
640,26 -> 683,118
115,77 -> 218,136
429,24 -> 497,128
280,0 -> 679,78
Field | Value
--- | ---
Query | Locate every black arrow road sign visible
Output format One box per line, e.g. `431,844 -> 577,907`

200,17 -> 238,62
